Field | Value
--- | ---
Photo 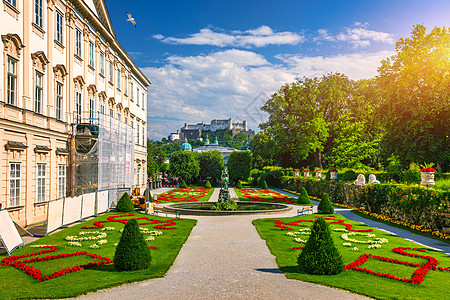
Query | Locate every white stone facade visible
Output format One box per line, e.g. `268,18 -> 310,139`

0,0 -> 150,226
182,118 -> 248,132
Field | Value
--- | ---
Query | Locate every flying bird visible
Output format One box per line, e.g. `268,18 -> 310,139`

144,27 -> 150,31
125,12 -> 136,27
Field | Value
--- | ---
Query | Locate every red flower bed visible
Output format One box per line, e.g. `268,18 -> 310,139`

1,246 -> 112,282
273,216 -> 373,232
156,188 -> 211,203
239,189 -> 298,204
82,213 -> 183,230
345,247 -> 449,284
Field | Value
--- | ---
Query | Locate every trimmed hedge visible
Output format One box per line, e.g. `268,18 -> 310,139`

180,180 -> 188,188
281,176 -> 450,234
297,187 -> 311,204
236,180 -> 243,189
115,192 -> 134,212
298,216 -> 343,275
114,219 -> 151,271
205,180 -> 212,188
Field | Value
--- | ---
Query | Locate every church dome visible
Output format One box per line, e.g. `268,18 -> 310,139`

180,138 -> 192,151
204,135 -> 210,145
213,137 -> 219,145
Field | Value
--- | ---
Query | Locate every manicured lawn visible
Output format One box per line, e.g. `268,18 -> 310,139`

253,214 -> 450,300
235,188 -> 299,205
156,188 -> 214,203
0,212 -> 196,299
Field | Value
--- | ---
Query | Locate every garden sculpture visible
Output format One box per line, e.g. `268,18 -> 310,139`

354,174 -> 366,186
368,174 -> 380,184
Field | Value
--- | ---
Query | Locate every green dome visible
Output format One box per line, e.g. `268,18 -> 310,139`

213,137 -> 218,145
180,138 -> 192,151
204,135 -> 210,144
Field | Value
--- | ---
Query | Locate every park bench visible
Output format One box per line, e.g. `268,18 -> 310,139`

297,206 -> 313,216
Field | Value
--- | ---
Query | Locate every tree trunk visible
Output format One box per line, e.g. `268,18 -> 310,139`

314,149 -> 322,169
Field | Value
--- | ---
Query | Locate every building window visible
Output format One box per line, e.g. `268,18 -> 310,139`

6,0 -> 17,7
89,42 -> 94,67
137,124 -> 140,145
136,88 -> 140,106
109,109 -> 113,118
100,104 -> 105,115
9,163 -> 20,207
99,52 -> 105,75
35,72 -> 43,114
125,117 -> 128,125
35,0 -> 43,28
118,113 -> 121,121
56,82 -> 63,120
7,57 -> 17,105
130,82 -> 134,100
117,69 -> 121,89
109,61 -> 113,83
142,92 -> 145,109
75,29 -> 82,57
56,11 -> 63,44
142,126 -> 145,146
124,76 -> 128,95
37,163 -> 46,203
89,98 -> 94,122
58,165 -> 66,198
137,167 -> 140,186
75,91 -> 81,123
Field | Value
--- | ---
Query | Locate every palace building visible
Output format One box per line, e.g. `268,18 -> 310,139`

0,0 -> 150,226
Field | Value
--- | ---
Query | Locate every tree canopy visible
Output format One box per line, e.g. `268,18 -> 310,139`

169,151 -> 200,182
227,151 -> 252,180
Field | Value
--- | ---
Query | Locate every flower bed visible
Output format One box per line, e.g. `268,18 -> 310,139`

235,188 -> 297,204
156,188 -> 213,203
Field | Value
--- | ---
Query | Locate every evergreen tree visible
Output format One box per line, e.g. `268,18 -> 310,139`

205,180 -> 212,188
318,193 -> 334,214
180,180 -> 188,188
115,192 -> 134,212
298,217 -> 344,275
297,187 -> 311,204
114,219 -> 152,271
236,180 -> 243,189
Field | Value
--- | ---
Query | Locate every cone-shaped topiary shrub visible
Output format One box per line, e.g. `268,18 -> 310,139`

114,219 -> 152,271
298,216 -> 343,275
318,192 -> 334,214
115,192 -> 134,212
205,180 -> 212,188
297,187 -> 311,204
180,180 -> 188,188
236,180 -> 243,189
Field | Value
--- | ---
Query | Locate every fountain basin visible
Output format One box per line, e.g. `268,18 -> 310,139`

161,201 -> 292,216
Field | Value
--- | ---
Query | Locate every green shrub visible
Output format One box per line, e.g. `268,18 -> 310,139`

180,180 -> 188,188
341,170 -> 357,182
205,180 -> 212,188
236,180 -> 243,189
114,219 -> 152,271
115,192 -> 134,212
298,216 -> 344,275
260,180 -> 268,189
318,193 -> 334,214
297,187 -> 311,204
403,164 -> 421,184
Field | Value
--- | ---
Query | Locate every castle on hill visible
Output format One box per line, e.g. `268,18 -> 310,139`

169,118 -> 255,141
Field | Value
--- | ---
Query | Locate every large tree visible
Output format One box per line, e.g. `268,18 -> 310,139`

198,150 -> 223,183
147,139 -> 166,179
260,73 -> 352,168
377,25 -> 450,170
251,131 -> 278,169
169,151 -> 200,182
227,151 -> 252,181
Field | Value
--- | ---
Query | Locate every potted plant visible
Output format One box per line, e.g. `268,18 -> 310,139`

303,169 -> 310,177
294,169 -> 300,177
420,164 -> 435,186
330,169 -> 338,180
315,168 -> 322,179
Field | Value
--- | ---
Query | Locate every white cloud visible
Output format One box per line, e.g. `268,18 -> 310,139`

143,49 -> 394,139
156,25 -> 304,48
335,24 -> 395,48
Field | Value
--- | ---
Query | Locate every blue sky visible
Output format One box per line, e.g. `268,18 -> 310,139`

105,0 -> 450,140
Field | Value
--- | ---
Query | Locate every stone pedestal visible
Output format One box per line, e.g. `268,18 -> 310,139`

330,171 -> 338,180
420,172 -> 435,186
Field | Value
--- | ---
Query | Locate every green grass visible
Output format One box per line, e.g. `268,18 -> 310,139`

0,212 -> 196,299
253,214 -> 450,300
156,187 -> 214,203
434,178 -> 450,191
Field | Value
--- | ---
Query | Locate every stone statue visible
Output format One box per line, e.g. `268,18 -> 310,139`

368,174 -> 380,184
354,174 -> 366,186
221,166 -> 229,189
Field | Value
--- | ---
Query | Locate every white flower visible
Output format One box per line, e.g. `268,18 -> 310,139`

68,241 -> 82,247
351,247 -> 359,251
98,239 -> 107,245
89,244 -> 99,249
334,228 -> 348,232
286,232 -> 294,236
145,236 -> 155,241
114,243 -> 118,246
368,244 -> 382,249
294,237 -> 308,243
343,243 -> 352,247
101,227 -> 115,231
